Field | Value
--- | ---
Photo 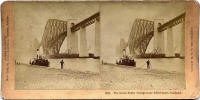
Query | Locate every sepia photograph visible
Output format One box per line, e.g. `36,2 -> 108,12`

14,2 -> 101,90
100,2 -> 186,90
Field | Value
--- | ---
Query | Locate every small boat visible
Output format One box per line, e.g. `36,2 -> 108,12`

30,56 -> 50,67
116,56 -> 136,67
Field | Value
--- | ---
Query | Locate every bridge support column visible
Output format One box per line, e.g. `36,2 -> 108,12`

67,22 -> 71,54
180,22 -> 185,57
94,19 -> 101,57
79,27 -> 88,57
166,27 -> 174,57
70,32 -> 78,54
154,20 -> 164,54
67,22 -> 78,54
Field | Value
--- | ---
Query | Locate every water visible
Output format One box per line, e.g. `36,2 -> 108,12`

103,57 -> 185,73
48,57 -> 184,74
48,58 -> 100,73
135,58 -> 184,73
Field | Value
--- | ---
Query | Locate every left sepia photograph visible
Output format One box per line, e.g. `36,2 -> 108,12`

14,2 -> 101,90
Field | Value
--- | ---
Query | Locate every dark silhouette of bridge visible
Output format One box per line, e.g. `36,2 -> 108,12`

41,19 -> 68,56
128,12 -> 185,57
40,12 -> 185,58
41,12 -> 100,57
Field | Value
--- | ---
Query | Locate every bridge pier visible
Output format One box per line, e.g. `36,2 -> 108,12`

154,19 -> 165,54
79,27 -> 88,57
166,27 -> 174,57
94,19 -> 101,57
67,22 -> 78,54
67,22 -> 72,54
70,32 -> 79,54
180,22 -> 185,57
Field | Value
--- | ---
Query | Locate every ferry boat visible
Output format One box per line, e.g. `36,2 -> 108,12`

30,56 -> 49,67
116,56 -> 136,67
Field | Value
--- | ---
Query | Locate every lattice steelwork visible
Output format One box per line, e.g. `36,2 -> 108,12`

128,19 -> 154,55
158,12 -> 185,32
41,19 -> 68,56
71,12 -> 100,32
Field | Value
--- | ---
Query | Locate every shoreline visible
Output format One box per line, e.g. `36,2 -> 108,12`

15,62 -> 185,90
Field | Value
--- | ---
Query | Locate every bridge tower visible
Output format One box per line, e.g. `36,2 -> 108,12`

166,26 -> 174,57
70,12 -> 101,58
153,19 -> 165,54
67,22 -> 78,54
79,26 -> 88,57
156,12 -> 185,57
180,22 -> 185,57
94,18 -> 101,57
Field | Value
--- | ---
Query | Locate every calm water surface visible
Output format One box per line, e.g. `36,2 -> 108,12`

48,58 -> 100,73
103,57 -> 185,73
48,57 -> 184,74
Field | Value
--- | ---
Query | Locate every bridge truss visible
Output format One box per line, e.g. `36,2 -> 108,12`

128,12 -> 185,55
128,19 -> 154,55
40,12 -> 100,56
41,19 -> 68,56
158,12 -> 185,32
71,12 -> 100,32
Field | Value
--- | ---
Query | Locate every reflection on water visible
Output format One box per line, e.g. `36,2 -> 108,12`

48,58 -> 100,73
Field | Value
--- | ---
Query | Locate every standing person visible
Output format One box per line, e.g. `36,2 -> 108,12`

60,59 -> 64,69
146,59 -> 150,69
36,49 -> 39,59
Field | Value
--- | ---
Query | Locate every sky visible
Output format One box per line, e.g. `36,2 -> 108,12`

14,1 -> 186,63
100,2 -> 186,61
14,2 -> 99,62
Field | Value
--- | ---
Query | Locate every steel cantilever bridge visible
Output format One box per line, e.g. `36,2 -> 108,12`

128,12 -> 185,57
41,19 -> 68,56
41,12 -> 185,57
41,12 -> 100,57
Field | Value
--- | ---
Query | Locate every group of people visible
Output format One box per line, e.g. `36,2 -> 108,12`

15,60 -> 21,65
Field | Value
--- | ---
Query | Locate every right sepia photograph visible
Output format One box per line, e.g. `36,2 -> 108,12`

100,2 -> 186,90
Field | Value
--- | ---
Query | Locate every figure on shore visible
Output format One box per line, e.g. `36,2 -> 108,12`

36,49 -> 39,59
60,59 -> 64,69
146,59 -> 150,69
